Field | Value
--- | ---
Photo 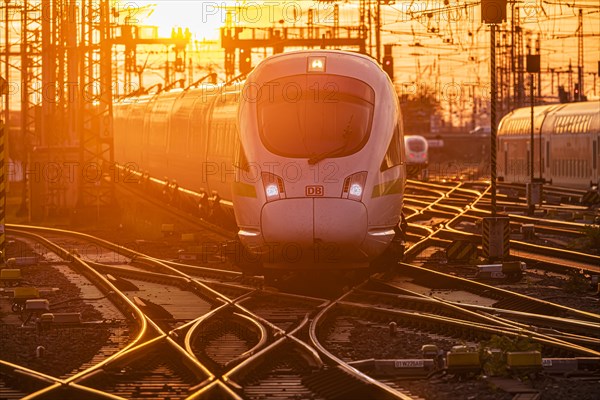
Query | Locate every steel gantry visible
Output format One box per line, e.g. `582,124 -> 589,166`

77,0 -> 114,220
1,0 -> 115,221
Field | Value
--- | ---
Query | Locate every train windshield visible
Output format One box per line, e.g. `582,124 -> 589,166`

256,74 -> 375,159
406,137 -> 426,152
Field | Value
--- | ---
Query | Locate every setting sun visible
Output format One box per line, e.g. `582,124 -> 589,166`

128,0 -> 230,40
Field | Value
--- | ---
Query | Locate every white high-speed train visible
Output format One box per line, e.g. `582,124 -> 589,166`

404,135 -> 428,178
497,101 -> 600,188
114,50 -> 406,270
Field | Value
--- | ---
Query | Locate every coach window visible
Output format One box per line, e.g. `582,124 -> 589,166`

257,74 -> 374,159
593,140 -> 597,170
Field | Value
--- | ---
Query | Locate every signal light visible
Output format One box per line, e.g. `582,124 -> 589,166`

526,54 -> 540,73
239,48 -> 252,74
383,56 -> 394,80
481,0 -> 507,24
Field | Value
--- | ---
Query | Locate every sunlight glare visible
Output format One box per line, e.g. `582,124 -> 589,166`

131,0 -> 231,40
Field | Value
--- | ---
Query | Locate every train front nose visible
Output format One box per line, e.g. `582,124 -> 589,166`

260,198 -> 368,265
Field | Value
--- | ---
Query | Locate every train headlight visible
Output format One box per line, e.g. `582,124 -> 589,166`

342,171 -> 368,202
307,56 -> 326,72
262,172 -> 286,202
349,183 -> 363,197
265,184 -> 279,198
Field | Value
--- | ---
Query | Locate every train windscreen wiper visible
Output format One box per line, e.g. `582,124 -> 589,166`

308,144 -> 347,165
307,115 -> 353,165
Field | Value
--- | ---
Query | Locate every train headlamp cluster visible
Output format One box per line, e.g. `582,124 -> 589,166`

307,56 -> 326,72
409,152 -> 426,159
262,172 -> 286,201
342,172 -> 368,202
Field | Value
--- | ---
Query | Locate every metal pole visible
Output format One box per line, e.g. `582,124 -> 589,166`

3,0 -> 9,127
17,0 -> 29,218
527,73 -> 542,215
577,9 -> 583,101
2,3 -> 8,261
529,73 -> 534,214
0,83 -> 5,265
538,78 -> 542,180
375,0 -> 381,63
0,0 -> 8,262
490,24 -> 497,217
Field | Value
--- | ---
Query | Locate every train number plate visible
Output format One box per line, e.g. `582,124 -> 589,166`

305,185 -> 324,197
395,360 -> 424,368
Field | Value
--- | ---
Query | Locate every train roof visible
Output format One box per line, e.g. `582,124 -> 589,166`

253,49 -> 378,67
502,100 -> 599,120
502,103 -> 563,120
404,135 -> 427,141
551,100 -> 600,115
499,100 -> 600,136
247,49 -> 386,87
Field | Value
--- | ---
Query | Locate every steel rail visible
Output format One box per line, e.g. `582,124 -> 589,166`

308,284 -> 417,400
396,262 -> 600,323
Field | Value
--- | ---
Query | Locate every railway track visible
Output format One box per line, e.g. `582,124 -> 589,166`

2,226 -> 410,399
403,180 -> 600,278
2,177 -> 598,399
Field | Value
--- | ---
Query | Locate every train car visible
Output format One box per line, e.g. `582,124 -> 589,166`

114,50 -> 406,271
404,135 -> 428,178
497,101 -> 600,189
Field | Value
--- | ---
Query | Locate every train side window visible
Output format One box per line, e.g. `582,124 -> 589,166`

381,124 -> 403,171
593,140 -> 597,170
546,141 -> 550,169
235,141 -> 250,172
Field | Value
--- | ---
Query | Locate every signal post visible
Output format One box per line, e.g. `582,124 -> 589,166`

482,0 -> 510,262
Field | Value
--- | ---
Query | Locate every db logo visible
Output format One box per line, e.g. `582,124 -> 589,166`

305,185 -> 324,197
